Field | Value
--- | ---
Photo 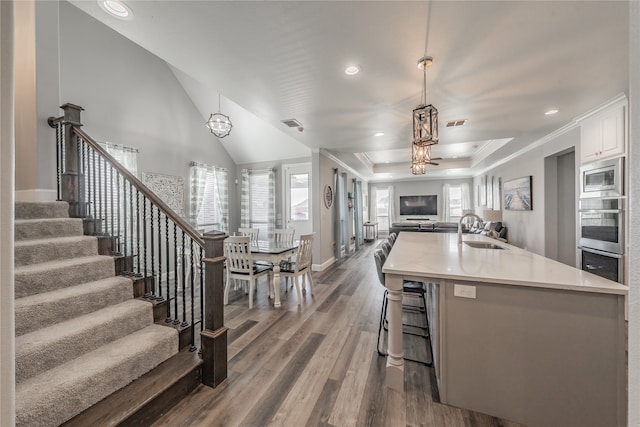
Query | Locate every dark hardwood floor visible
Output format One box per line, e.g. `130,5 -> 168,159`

153,241 -> 523,427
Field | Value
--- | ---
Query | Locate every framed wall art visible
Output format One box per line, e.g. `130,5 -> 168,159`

503,176 -> 532,211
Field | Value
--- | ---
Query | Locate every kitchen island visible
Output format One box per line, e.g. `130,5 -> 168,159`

382,232 -> 627,427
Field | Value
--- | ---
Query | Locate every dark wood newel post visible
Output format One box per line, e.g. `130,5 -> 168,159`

201,230 -> 228,387
59,103 -> 84,218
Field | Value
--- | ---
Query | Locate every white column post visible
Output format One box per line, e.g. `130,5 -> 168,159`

384,273 -> 404,391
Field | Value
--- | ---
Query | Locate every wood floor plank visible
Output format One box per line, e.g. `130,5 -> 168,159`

305,379 -> 341,427
227,319 -> 258,345
327,331 -> 378,426
238,333 -> 325,427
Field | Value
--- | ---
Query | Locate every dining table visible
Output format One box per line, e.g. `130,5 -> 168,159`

251,240 -> 298,308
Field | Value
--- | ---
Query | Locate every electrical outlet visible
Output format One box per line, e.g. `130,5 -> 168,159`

454,284 -> 476,299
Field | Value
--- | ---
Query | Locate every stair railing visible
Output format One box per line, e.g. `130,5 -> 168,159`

48,103 -> 227,387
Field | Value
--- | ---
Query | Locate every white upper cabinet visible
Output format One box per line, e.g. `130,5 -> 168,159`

580,100 -> 626,164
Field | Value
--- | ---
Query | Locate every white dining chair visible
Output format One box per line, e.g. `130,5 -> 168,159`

273,228 -> 295,245
279,232 -> 315,305
224,235 -> 272,309
238,227 -> 259,243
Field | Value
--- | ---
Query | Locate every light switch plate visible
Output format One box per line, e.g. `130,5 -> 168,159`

454,284 -> 476,299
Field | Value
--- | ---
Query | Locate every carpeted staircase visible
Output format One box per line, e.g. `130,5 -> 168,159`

14,201 -> 179,427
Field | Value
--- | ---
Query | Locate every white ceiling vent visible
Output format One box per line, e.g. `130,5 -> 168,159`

446,119 -> 467,128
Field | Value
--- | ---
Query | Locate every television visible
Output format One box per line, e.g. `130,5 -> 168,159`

399,195 -> 437,216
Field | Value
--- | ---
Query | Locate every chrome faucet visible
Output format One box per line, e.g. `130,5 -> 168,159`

458,213 -> 482,244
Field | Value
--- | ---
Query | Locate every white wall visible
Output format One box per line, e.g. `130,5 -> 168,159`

475,128 -> 579,256
1,1 -> 15,424
51,1 -> 237,223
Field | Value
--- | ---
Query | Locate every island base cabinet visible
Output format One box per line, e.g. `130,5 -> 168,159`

438,280 -> 626,427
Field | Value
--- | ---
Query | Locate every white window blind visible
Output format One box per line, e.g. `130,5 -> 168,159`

250,172 -> 269,236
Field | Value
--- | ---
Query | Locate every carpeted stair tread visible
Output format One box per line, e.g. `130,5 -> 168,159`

15,201 -> 69,220
15,255 -> 115,298
15,324 -> 179,427
15,276 -> 134,337
15,235 -> 98,267
15,218 -> 84,241
16,299 -> 154,383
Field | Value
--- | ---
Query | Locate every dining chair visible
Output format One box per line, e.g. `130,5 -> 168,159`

388,232 -> 397,246
279,232 -> 315,305
374,248 -> 432,366
378,239 -> 392,258
224,235 -> 272,309
238,227 -> 259,243
273,228 -> 295,245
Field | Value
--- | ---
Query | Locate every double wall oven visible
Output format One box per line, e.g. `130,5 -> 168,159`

578,157 -> 625,283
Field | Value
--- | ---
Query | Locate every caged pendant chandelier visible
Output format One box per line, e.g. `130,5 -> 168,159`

411,56 -> 441,175
206,93 -> 233,138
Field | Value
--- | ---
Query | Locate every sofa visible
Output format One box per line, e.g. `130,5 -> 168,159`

389,220 -> 467,235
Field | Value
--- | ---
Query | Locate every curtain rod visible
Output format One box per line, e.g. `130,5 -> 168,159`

190,160 -> 228,172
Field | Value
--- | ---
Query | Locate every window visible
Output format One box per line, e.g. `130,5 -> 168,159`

443,183 -> 470,222
249,171 -> 270,237
189,163 -> 228,233
448,185 -> 463,218
376,187 -> 390,232
289,173 -> 309,221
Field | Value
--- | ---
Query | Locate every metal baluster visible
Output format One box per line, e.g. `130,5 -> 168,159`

165,215 -> 170,319
136,188 -> 140,274
92,148 -> 97,220
116,171 -> 121,254
173,223 -> 179,325
181,231 -> 187,326
76,136 -> 83,218
123,176 -> 128,266
97,154 -> 103,232
143,196 -> 148,286
80,140 -> 86,218
189,239 -> 196,351
55,124 -> 61,200
110,166 -> 114,239
157,209 -> 162,298
86,146 -> 92,220
199,245 -> 204,333
150,204 -> 155,295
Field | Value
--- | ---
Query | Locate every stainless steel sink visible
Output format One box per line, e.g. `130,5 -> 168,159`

463,241 -> 505,250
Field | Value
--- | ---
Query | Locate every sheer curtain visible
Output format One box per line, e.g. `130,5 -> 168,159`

267,169 -> 276,240
354,179 -> 363,249
189,161 -> 228,232
387,185 -> 396,226
240,169 -> 250,228
333,168 -> 341,260
442,183 -> 452,222
340,173 -> 349,256
369,186 -> 378,224
442,183 -> 471,222
101,142 -> 138,177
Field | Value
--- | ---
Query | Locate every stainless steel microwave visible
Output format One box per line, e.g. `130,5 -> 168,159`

580,157 -> 624,198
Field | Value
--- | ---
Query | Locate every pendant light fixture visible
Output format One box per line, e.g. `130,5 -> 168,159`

206,93 -> 233,138
410,56 -> 441,175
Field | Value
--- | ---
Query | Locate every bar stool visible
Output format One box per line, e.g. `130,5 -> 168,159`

374,249 -> 433,366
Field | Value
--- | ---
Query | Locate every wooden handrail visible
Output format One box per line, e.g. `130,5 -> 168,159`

71,126 -> 204,248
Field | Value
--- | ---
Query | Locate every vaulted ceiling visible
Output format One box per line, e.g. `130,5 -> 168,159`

68,0 -> 629,181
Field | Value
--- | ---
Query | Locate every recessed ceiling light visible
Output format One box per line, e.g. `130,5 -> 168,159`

99,0 -> 133,19
545,109 -> 559,115
385,161 -> 390,163
452,156 -> 458,159
345,65 -> 360,76
374,132 -> 384,137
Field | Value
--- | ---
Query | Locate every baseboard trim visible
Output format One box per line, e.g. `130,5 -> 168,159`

312,257 -> 335,272
15,189 -> 57,202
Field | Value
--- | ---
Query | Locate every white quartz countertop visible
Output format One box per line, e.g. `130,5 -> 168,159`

383,232 -> 628,296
